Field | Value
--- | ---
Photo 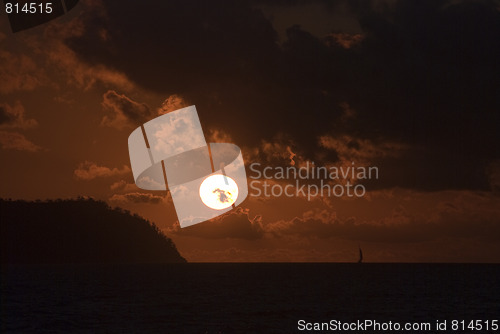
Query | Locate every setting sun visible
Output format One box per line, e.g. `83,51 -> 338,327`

199,175 -> 239,210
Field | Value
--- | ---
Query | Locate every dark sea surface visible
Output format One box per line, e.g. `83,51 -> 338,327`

1,263 -> 499,333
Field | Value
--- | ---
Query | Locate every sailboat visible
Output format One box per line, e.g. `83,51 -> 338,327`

357,246 -> 363,263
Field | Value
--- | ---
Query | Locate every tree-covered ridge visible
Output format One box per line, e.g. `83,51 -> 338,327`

0,198 -> 186,264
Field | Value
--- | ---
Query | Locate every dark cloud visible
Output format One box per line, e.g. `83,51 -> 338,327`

0,103 -> 41,152
327,32 -> 364,49
109,192 -> 164,204
101,90 -> 152,129
0,131 -> 42,152
110,180 -> 138,192
486,160 -> 500,192
171,207 -> 264,240
0,50 -> 41,94
74,161 -> 130,180
268,195 -> 500,243
100,90 -> 189,129
0,102 -> 38,129
65,0 -> 500,190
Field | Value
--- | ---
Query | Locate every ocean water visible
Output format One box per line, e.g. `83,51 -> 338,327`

1,263 -> 499,333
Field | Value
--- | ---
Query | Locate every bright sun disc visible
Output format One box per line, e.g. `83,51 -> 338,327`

199,175 -> 239,210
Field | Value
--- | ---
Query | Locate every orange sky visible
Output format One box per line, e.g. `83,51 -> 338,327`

1,0 -> 499,262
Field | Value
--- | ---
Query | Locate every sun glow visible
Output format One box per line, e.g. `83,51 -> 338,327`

199,174 -> 238,210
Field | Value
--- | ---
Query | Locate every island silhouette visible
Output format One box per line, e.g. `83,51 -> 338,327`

0,198 -> 186,264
